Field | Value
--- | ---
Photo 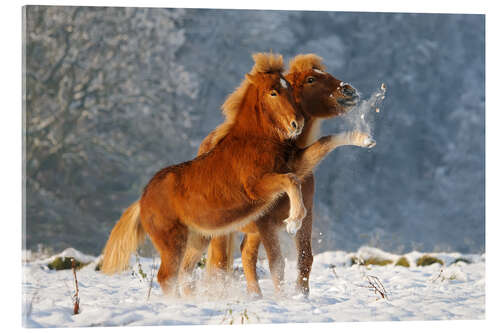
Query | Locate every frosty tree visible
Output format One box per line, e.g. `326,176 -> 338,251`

25,6 -> 199,251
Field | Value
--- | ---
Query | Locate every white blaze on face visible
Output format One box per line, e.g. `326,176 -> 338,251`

313,68 -> 325,75
280,78 -> 288,89
340,81 -> 348,87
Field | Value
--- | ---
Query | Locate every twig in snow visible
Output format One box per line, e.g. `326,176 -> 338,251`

147,256 -> 157,301
25,290 -> 40,319
365,275 -> 389,300
71,258 -> 80,315
329,264 -> 339,278
132,253 -> 147,281
431,268 -> 445,283
220,303 -> 259,325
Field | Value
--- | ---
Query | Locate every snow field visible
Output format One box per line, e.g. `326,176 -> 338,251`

22,247 -> 485,327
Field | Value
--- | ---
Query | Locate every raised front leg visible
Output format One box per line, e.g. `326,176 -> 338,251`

246,173 -> 307,235
293,131 -> 376,180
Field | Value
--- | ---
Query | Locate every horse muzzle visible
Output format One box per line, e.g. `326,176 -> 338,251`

288,119 -> 304,138
336,83 -> 360,107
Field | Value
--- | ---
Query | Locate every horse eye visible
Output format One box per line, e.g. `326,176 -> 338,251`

307,76 -> 316,83
270,90 -> 278,97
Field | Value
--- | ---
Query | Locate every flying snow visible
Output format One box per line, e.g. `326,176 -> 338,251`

342,82 -> 387,135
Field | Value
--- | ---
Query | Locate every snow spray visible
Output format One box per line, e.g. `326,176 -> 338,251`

342,83 -> 387,136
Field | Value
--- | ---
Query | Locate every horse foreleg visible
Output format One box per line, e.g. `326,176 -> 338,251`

295,207 -> 314,296
293,131 -> 376,181
247,173 -> 307,235
294,174 -> 314,297
178,231 -> 210,296
240,232 -> 263,296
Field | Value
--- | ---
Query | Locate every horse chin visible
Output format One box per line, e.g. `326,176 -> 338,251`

287,129 -> 302,140
284,125 -> 303,140
336,95 -> 359,113
321,95 -> 357,117
339,103 -> 356,114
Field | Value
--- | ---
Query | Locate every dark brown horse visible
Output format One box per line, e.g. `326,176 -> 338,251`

202,54 -> 373,296
100,53 -> 307,295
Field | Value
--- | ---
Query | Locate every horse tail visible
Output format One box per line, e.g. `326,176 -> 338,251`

101,201 -> 146,274
206,233 -> 236,273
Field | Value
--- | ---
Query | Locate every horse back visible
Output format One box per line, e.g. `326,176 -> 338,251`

141,134 -> 295,234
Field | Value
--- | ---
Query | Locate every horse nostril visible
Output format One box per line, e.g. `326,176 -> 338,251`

342,86 -> 355,97
291,120 -> 298,130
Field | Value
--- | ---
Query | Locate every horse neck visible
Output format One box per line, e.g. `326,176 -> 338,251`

295,115 -> 323,148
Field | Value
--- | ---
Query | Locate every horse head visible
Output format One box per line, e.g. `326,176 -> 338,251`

286,54 -> 359,119
245,70 -> 304,140
226,52 -> 304,141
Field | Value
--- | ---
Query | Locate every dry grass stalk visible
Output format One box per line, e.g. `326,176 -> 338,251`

431,268 -> 445,283
220,303 -> 260,324
366,275 -> 389,300
329,264 -> 339,278
71,258 -> 80,315
147,256 -> 157,301
25,290 -> 40,319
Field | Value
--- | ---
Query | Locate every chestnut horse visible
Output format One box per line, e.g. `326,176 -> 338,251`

202,54 -> 371,296
101,53 -> 307,295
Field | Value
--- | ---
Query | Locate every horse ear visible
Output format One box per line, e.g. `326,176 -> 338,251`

245,73 -> 256,85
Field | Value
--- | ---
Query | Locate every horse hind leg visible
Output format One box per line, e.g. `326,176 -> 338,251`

206,235 -> 233,276
178,231 -> 210,296
147,219 -> 188,296
257,217 -> 285,295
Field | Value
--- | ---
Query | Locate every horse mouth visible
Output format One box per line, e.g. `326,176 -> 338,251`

289,127 -> 303,139
288,122 -> 304,138
336,95 -> 360,107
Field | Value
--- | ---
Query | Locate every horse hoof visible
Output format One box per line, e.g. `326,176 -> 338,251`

363,137 -> 376,148
179,283 -> 195,297
292,292 -> 309,300
248,291 -> 263,300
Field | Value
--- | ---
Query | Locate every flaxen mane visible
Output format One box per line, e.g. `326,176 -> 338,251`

287,53 -> 326,74
222,52 -> 284,122
199,53 -> 284,153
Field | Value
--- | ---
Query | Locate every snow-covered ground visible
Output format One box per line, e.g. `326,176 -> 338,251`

22,247 -> 484,327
